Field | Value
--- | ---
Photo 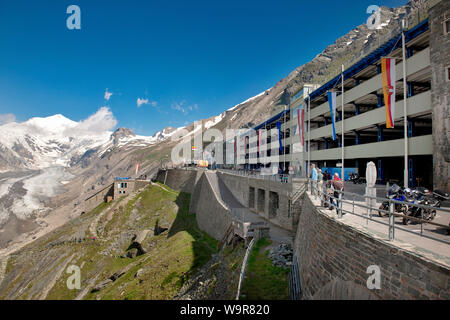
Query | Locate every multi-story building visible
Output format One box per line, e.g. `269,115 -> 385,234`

226,0 -> 449,192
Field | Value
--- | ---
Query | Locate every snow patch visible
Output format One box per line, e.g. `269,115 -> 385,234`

204,113 -> 225,129
227,90 -> 268,111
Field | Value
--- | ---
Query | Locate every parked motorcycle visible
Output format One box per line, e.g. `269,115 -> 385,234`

402,189 -> 449,225
349,173 -> 365,184
378,184 -> 409,217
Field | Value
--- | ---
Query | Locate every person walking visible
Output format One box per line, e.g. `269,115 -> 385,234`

330,173 -> 344,213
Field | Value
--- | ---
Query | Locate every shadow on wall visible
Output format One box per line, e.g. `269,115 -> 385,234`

167,192 -> 218,281
312,279 -> 379,300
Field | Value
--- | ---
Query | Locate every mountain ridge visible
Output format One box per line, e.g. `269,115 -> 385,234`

0,0 -> 429,255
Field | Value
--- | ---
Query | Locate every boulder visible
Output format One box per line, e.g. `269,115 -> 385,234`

91,279 -> 112,292
127,248 -> 139,258
135,268 -> 144,278
110,271 -> 126,281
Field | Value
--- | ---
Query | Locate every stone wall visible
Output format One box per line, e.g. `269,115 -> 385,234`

294,194 -> 450,299
113,180 -> 150,199
429,0 -> 450,193
154,169 -> 203,193
217,172 -> 294,231
190,173 -> 232,241
84,183 -> 114,213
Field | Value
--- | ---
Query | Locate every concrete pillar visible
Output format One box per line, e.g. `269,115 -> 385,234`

377,94 -> 383,108
377,125 -> 383,142
407,82 -> 415,98
378,159 -> 384,183
429,0 -> 450,192
407,119 -> 414,138
264,189 -> 270,219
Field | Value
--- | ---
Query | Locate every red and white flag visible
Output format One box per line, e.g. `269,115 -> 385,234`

381,58 -> 396,128
257,130 -> 261,153
297,107 -> 305,146
135,162 -> 140,176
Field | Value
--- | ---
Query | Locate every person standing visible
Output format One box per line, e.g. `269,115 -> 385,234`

311,164 -> 318,195
317,169 -> 324,202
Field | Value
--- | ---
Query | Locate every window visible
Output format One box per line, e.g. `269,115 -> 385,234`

447,66 -> 450,82
444,19 -> 450,34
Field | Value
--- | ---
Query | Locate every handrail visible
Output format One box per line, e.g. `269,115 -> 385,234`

217,168 -> 296,184
236,237 -> 255,300
307,179 -> 450,245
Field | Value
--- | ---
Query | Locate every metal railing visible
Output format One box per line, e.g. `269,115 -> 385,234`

217,168 -> 296,184
236,237 -> 255,300
289,255 -> 302,300
307,179 -> 450,245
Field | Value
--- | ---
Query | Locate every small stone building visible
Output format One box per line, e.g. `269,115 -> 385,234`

84,177 -> 150,213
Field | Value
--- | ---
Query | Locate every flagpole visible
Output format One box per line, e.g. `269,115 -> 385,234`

308,94 -> 311,178
341,64 -> 345,181
402,18 -> 409,188
284,105 -> 286,174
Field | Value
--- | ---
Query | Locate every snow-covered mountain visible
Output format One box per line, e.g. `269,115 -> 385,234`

0,113 -> 184,173
0,114 -> 112,172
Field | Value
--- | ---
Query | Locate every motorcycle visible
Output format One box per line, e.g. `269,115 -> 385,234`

349,173 -> 365,184
378,184 -> 409,217
402,189 -> 449,225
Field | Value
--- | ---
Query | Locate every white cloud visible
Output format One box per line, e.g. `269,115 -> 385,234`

0,113 -> 16,126
137,98 -> 149,107
104,88 -> 113,101
64,106 -> 117,136
171,101 -> 198,115
137,98 -> 157,108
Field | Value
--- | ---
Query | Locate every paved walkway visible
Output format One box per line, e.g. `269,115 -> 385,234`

308,191 -> 450,267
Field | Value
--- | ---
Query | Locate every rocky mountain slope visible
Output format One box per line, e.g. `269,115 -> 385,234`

0,0 -> 429,256
0,183 -> 243,300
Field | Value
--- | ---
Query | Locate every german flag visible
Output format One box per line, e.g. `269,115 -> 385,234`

381,58 -> 396,128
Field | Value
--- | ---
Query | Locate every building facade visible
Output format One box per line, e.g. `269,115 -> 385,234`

227,1 -> 449,192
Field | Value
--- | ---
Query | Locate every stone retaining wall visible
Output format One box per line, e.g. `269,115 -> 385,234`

190,173 -> 232,241
217,172 -> 294,231
155,169 -> 203,193
294,194 -> 450,299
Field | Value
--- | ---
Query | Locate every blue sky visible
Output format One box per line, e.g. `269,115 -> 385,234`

0,0 -> 407,135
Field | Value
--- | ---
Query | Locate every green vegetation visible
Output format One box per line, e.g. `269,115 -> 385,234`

1,183 -> 219,300
240,238 -> 289,300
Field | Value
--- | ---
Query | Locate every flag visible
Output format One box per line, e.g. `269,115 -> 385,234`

327,91 -> 337,140
257,130 -> 260,153
301,108 -> 305,146
244,136 -> 247,153
135,162 -> 140,176
276,122 -> 284,153
296,107 -> 305,146
381,58 -> 396,128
